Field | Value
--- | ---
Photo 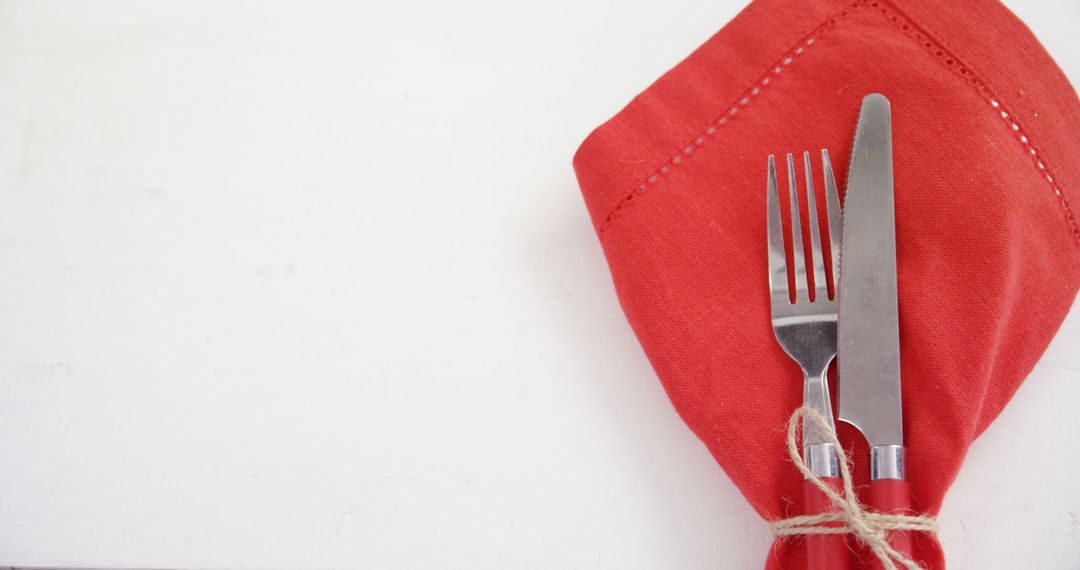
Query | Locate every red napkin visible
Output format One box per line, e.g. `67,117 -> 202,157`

573,0 -> 1080,567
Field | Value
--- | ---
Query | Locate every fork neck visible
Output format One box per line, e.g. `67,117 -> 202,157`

802,366 -> 837,442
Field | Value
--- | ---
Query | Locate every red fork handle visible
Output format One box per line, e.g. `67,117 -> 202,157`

804,476 -> 850,570
867,478 -> 914,570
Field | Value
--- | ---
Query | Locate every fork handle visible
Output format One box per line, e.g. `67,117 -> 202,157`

867,478 -> 914,570
804,476 -> 850,570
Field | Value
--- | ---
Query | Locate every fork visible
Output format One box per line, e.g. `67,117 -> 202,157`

767,150 -> 847,570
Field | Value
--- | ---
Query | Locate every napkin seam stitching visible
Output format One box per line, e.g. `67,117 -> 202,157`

595,4 -> 860,239
873,0 -> 1080,244
598,0 -> 1080,246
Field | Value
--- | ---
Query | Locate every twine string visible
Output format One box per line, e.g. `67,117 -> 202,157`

769,406 -> 936,570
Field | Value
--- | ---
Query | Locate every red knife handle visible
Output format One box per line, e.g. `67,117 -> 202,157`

804,476 -> 850,570
867,478 -> 914,570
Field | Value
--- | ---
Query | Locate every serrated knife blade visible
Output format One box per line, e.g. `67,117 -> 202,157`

837,93 -> 903,459
837,92 -> 915,561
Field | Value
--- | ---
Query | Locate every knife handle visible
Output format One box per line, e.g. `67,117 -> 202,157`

804,476 -> 850,570
867,478 -> 914,570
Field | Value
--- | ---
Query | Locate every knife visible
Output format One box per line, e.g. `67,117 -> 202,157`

837,93 -> 913,563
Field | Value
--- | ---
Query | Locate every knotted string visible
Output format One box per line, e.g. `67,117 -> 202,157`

769,406 -> 937,570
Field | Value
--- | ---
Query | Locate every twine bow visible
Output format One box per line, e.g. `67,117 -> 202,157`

770,406 -> 937,570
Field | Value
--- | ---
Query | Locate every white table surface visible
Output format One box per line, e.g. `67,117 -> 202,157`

0,1 -> 1077,568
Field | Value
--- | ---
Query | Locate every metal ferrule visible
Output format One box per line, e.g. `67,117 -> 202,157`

870,444 -> 905,480
804,443 -> 841,478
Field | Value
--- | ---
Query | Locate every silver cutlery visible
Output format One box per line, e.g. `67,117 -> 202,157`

837,92 -> 913,565
767,149 -> 848,570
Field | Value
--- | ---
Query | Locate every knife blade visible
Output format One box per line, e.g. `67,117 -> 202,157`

837,93 -> 913,566
837,93 -> 903,455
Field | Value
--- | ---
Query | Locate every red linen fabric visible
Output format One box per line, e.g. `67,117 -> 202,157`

572,0 -> 1080,567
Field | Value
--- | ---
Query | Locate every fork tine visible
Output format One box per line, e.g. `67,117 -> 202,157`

786,153 -> 807,300
803,151 -> 828,302
822,149 -> 842,298
766,155 -> 789,303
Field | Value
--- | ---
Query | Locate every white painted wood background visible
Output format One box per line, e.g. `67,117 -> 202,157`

0,0 -> 1076,567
